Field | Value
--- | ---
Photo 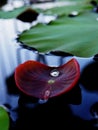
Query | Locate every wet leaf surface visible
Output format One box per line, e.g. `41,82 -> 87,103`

14,58 -> 80,99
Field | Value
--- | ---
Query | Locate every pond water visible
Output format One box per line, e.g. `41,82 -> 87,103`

0,16 -> 98,129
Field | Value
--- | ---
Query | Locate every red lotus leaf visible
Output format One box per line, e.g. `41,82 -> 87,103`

14,58 -> 80,100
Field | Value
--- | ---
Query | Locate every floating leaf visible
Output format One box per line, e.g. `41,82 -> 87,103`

0,6 -> 41,19
0,106 -> 10,130
14,58 -> 80,100
42,1 -> 92,16
0,0 -> 91,18
18,11 -> 98,57
0,6 -> 27,19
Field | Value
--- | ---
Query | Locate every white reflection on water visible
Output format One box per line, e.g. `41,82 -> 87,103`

0,18 -> 38,105
2,0 -> 25,11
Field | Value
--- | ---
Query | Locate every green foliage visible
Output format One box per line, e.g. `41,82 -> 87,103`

0,0 -> 98,57
0,106 -> 10,130
18,11 -> 98,57
0,6 -> 29,18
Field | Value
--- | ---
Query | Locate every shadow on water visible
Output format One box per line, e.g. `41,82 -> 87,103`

80,61 -> 98,92
10,83 -> 83,130
6,72 -> 20,95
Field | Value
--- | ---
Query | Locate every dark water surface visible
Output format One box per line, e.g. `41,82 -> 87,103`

0,18 -> 98,129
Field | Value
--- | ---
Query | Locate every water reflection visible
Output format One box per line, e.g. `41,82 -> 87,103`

0,18 -> 38,112
0,18 -> 98,129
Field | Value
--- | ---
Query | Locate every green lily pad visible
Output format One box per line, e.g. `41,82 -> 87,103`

0,0 -> 97,57
0,6 -> 41,19
0,0 -> 91,19
0,106 -> 10,130
42,1 -> 92,16
18,11 -> 98,57
0,6 -> 28,19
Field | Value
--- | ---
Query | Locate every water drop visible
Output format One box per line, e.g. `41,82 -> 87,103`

68,11 -> 79,17
38,90 -> 50,104
50,69 -> 60,77
44,90 -> 50,98
48,79 -> 55,84
71,11 -> 78,16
